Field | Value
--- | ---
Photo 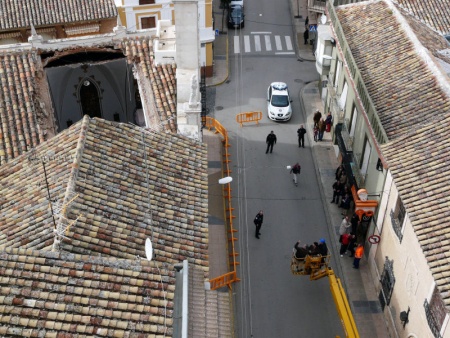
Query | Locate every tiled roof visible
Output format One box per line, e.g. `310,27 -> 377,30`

120,37 -> 177,133
336,0 -> 450,140
0,248 -> 175,336
0,0 -> 117,31
0,35 -> 177,166
0,116 -> 209,273
0,51 -> 51,165
381,118 -> 450,308
394,0 -> 450,35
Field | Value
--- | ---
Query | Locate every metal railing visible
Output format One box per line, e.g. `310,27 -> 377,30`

205,117 -> 240,290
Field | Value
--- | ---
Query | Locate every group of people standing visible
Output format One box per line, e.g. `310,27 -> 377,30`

313,110 -> 332,142
338,212 -> 364,269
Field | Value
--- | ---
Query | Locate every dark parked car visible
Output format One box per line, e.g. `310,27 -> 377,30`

228,5 -> 244,29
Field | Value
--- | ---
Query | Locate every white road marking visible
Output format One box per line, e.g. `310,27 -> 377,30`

254,35 -> 261,52
234,35 -> 240,54
264,35 -> 271,51
244,35 -> 251,52
275,35 -> 282,50
285,36 -> 293,50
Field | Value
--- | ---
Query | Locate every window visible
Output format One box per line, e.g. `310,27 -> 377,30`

349,105 -> 358,137
338,81 -> 348,111
360,136 -> 371,176
139,0 -> 155,4
424,287 -> 446,338
334,61 -> 341,88
378,257 -> 395,310
141,17 -> 156,29
390,196 -> 406,242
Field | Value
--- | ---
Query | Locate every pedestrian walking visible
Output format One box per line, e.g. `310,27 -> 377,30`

297,124 -> 306,148
265,131 -> 277,154
313,110 -> 322,127
353,243 -> 364,269
318,118 -> 326,141
303,29 -> 309,45
254,210 -> 264,239
290,162 -> 301,186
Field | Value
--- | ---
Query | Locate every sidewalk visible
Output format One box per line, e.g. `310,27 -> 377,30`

204,2 -> 390,337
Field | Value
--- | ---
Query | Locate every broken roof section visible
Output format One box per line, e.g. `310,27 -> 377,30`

0,29 -> 177,166
0,0 -> 118,31
0,116 -> 209,273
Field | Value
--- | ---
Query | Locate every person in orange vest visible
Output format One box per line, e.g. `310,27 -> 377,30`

353,243 -> 364,269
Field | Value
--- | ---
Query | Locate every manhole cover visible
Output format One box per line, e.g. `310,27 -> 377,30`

294,79 -> 302,83
216,106 -> 223,111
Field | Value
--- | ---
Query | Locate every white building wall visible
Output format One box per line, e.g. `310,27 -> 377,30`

375,176 -> 438,338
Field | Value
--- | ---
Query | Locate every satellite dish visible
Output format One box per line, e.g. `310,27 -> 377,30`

145,238 -> 153,261
321,15 -> 327,25
218,176 -> 233,184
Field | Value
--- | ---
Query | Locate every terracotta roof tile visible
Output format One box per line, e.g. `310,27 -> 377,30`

0,116 -> 209,274
0,248 -> 175,335
394,0 -> 450,35
336,0 -> 450,140
0,0 -> 117,31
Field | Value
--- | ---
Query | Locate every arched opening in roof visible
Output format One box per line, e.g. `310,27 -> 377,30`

79,78 -> 102,119
43,49 -> 145,131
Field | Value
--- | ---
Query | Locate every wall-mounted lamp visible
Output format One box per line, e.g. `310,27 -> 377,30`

218,177 -> 232,185
400,307 -> 410,328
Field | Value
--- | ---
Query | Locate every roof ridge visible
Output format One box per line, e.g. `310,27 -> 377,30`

52,115 -> 91,252
386,0 -> 450,99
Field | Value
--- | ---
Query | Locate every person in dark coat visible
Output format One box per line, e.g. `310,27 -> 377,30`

331,179 -> 343,204
313,110 -> 322,127
254,210 -> 264,239
303,29 -> 309,45
294,241 -> 308,259
318,238 -> 328,256
297,124 -> 306,148
265,131 -> 277,154
325,112 -> 332,132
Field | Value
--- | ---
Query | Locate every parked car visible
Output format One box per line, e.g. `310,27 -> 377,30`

230,0 -> 243,7
267,82 -> 293,121
228,5 -> 244,29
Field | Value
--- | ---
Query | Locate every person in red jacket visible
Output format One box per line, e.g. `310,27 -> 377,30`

339,233 -> 351,257
353,243 -> 364,269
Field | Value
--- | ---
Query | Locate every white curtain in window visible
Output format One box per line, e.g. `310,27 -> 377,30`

339,81 -> 348,110
334,61 -> 341,87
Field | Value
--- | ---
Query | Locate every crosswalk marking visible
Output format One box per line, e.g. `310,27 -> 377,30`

275,35 -> 282,50
264,35 -> 271,51
233,34 -> 295,55
254,35 -> 261,52
234,36 -> 240,54
244,35 -> 250,52
285,36 -> 293,50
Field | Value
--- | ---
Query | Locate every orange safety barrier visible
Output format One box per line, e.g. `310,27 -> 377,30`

236,111 -> 262,127
206,117 -> 240,290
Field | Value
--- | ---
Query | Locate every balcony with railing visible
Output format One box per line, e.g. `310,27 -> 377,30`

341,118 -> 353,151
389,210 -> 403,242
308,0 -> 326,13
